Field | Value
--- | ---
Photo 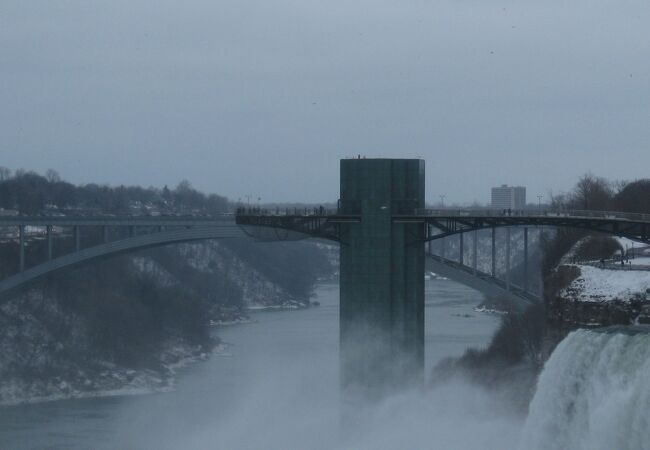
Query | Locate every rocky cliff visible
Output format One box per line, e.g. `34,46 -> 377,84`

0,240 -> 331,405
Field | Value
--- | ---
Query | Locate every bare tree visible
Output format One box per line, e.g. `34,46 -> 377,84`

548,190 -> 567,210
45,169 -> 61,183
0,166 -> 11,181
571,173 -> 613,211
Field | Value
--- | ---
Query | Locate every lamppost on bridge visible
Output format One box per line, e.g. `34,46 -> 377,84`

439,195 -> 446,208
537,195 -> 543,211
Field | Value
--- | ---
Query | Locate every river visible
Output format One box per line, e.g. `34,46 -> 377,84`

0,279 -> 504,450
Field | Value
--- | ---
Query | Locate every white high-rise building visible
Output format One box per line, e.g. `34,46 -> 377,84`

491,185 -> 526,210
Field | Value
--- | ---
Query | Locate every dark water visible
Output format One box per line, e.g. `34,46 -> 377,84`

0,280 -> 500,449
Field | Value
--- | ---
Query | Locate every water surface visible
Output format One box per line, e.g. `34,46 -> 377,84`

0,280 -> 500,449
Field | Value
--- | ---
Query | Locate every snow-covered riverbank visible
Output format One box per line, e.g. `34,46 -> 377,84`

549,263 -> 650,327
0,341 -> 230,407
561,264 -> 650,303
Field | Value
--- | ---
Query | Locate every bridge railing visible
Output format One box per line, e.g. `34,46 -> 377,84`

235,207 -> 650,223
235,207 -> 349,217
0,214 -> 236,227
413,208 -> 650,222
9,208 -> 645,224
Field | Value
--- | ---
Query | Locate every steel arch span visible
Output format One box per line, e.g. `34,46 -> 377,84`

0,222 -> 244,297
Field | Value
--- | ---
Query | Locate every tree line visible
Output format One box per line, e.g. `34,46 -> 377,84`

542,174 -> 650,275
549,174 -> 650,214
0,167 -> 229,215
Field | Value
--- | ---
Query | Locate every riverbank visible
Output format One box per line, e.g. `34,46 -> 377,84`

0,280 -> 503,449
0,340 -> 231,407
0,237 -> 330,407
0,299 -> 318,407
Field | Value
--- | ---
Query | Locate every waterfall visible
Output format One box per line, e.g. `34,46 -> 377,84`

520,327 -> 650,450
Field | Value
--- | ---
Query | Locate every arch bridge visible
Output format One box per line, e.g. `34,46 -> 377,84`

238,208 -> 650,307
0,216 -> 243,296
2,158 -> 650,394
2,208 -> 646,300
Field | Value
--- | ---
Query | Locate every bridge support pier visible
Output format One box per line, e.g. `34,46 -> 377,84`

47,225 -> 53,260
506,227 -> 511,291
19,225 -> 25,273
459,232 -> 464,265
491,227 -> 496,277
472,230 -> 478,275
339,159 -> 424,397
524,227 -> 528,293
74,226 -> 80,252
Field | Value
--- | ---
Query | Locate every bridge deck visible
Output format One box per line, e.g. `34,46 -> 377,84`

235,209 -> 650,244
0,216 -> 236,227
2,208 -> 649,297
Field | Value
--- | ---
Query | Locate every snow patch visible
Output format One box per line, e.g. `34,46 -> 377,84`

561,265 -> 650,303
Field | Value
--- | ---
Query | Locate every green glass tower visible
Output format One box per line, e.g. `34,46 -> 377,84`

339,158 -> 425,396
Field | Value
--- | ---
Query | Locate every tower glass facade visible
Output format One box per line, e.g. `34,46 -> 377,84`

339,159 -> 425,397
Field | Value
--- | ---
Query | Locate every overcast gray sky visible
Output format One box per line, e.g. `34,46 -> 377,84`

1,0 -> 649,204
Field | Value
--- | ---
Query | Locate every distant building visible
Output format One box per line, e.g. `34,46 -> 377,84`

491,185 -> 526,210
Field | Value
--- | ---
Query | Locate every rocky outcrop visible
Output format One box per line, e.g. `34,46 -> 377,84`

546,264 -> 650,328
